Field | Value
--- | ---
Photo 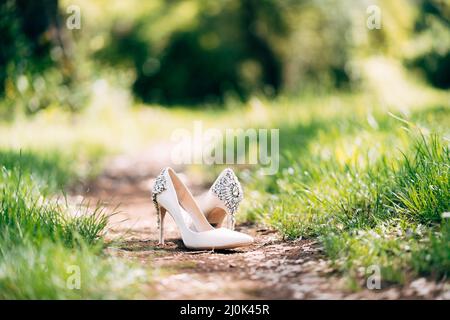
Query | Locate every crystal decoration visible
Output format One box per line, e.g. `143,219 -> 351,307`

152,168 -> 168,231
211,168 -> 243,229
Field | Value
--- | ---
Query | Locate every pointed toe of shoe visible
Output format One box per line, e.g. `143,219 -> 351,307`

242,233 -> 254,245
184,227 -> 254,250
234,232 -> 253,246
213,228 -> 253,249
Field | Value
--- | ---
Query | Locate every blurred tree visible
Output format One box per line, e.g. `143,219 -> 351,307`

240,0 -> 284,94
407,0 -> 450,88
281,0 -> 358,93
98,0 -> 288,105
0,0 -> 83,114
0,0 -> 58,95
134,0 -> 287,105
0,0 -> 24,97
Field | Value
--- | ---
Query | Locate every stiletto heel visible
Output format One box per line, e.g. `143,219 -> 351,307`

153,190 -> 165,245
198,168 -> 243,230
151,167 -> 253,250
157,206 -> 166,245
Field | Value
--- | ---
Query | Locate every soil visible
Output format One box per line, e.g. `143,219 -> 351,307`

79,146 -> 450,300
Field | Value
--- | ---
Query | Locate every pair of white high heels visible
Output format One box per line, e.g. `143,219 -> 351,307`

151,167 -> 253,250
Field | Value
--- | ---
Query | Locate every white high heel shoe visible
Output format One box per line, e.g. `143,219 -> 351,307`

151,167 -> 253,250
197,168 -> 243,230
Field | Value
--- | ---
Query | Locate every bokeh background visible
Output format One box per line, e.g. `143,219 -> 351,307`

1,0 -> 449,112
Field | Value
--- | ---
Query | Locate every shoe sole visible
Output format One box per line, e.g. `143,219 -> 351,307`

184,241 -> 253,250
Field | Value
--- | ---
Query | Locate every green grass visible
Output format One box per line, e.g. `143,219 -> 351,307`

0,241 -> 146,299
0,150 -> 146,299
0,150 -> 76,193
244,104 -> 449,285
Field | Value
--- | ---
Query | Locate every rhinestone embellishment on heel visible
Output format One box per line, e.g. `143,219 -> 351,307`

152,168 -> 168,212
152,168 -> 168,196
211,168 -> 243,216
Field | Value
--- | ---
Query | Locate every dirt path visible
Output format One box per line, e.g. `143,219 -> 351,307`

80,146 -> 449,300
